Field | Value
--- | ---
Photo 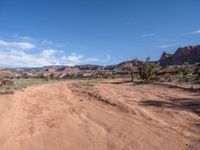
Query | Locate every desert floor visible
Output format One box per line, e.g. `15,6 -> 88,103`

0,79 -> 199,150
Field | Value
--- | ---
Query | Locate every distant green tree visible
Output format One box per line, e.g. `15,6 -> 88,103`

138,57 -> 160,81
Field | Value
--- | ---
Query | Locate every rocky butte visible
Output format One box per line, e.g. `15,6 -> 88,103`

159,45 -> 200,66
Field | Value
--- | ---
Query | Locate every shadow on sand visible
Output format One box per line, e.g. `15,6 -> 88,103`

139,98 -> 200,116
101,80 -> 200,93
100,80 -> 132,84
132,81 -> 200,93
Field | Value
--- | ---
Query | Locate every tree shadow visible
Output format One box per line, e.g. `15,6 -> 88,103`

100,80 -> 132,84
194,94 -> 200,97
133,81 -> 200,93
132,81 -> 152,85
139,98 -> 200,116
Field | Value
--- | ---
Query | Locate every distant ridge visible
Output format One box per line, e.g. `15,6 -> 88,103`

159,45 -> 200,66
3,44 -> 200,77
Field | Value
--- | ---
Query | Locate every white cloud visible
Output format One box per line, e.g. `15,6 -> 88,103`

141,33 -> 155,38
13,35 -> 35,41
189,29 -> 200,35
13,42 -> 35,49
42,49 -> 57,57
183,29 -> 200,35
194,30 -> 200,34
0,40 -> 35,50
0,40 -> 9,46
0,49 -> 109,67
0,50 -> 47,67
0,49 -> 78,67
0,38 -> 110,67
105,54 -> 111,60
66,53 -> 83,62
41,40 -> 54,45
59,53 -> 84,66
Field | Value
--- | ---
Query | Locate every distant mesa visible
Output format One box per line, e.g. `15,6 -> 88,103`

1,44 -> 200,78
159,45 -> 200,66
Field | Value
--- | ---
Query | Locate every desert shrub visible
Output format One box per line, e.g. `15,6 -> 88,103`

111,76 -> 115,79
176,63 -> 192,83
37,74 -> 50,81
0,79 -> 14,87
0,88 -> 14,95
49,73 -> 55,79
195,63 -> 200,82
73,80 -> 95,88
0,78 -> 51,95
122,59 -> 140,81
138,57 -> 160,81
13,78 -> 47,89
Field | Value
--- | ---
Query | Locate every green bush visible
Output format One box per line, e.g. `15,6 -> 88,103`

176,63 -> 192,83
196,63 -> 200,82
138,57 -> 160,81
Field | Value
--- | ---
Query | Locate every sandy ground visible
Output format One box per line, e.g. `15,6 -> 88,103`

0,79 -> 199,150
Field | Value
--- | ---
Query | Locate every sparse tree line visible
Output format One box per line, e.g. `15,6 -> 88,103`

1,58 -> 199,85
123,57 -> 200,84
19,58 -> 200,84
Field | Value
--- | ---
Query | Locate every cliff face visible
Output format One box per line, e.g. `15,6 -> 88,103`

160,52 -> 172,62
160,45 -> 200,66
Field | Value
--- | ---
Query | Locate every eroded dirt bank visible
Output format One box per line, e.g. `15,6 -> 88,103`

0,79 -> 199,150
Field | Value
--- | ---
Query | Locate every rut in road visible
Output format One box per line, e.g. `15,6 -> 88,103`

0,80 -> 199,150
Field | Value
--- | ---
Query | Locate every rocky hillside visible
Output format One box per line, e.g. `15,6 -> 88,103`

160,45 -> 200,66
13,59 -> 142,76
0,68 -> 23,78
1,44 -> 199,78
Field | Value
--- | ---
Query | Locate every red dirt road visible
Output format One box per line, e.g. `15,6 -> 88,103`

0,79 -> 199,150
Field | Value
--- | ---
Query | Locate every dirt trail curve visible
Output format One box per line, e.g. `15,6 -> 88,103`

0,80 -> 199,150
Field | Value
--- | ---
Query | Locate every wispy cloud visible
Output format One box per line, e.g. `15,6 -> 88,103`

41,40 -> 54,45
13,35 -> 35,41
183,29 -> 200,35
0,38 -> 110,67
0,49 -> 62,67
41,49 -> 61,57
62,53 -> 83,63
0,40 -> 36,50
141,33 -> 155,38
156,43 -> 178,49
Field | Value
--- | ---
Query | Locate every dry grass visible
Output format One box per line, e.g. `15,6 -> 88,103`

0,78 -> 49,95
72,80 -> 97,88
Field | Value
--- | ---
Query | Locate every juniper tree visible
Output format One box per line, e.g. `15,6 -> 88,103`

122,59 -> 140,82
138,57 -> 160,81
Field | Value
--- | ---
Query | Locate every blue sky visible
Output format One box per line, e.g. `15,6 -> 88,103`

0,0 -> 200,67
